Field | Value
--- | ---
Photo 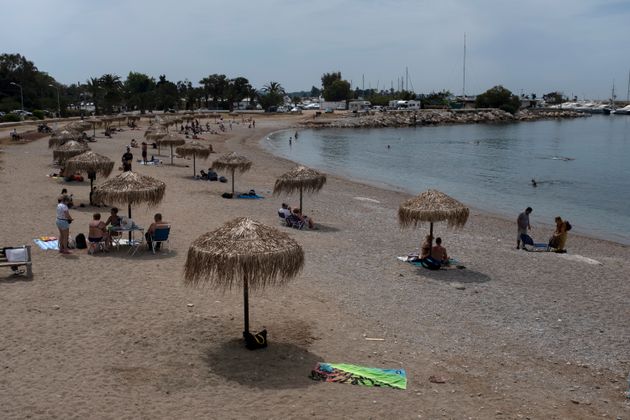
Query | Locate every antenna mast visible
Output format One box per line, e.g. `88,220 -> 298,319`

462,33 -> 467,98
627,69 -> 630,101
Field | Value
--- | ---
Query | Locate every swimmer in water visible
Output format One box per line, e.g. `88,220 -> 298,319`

289,137 -> 292,146
387,145 -> 390,149
531,179 -> 537,187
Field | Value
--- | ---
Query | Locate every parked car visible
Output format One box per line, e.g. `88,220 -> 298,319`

324,108 -> 334,113
11,109 -> 33,116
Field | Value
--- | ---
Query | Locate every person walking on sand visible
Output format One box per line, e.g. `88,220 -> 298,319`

141,142 -> 148,163
516,207 -> 533,249
56,196 -> 73,254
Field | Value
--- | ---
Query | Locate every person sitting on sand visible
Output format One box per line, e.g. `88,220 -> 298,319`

88,213 -> 108,251
278,203 -> 292,218
293,208 -> 314,229
420,234 -> 433,259
199,170 -> 208,180
130,139 -> 138,148
431,237 -> 449,265
145,213 -> 169,251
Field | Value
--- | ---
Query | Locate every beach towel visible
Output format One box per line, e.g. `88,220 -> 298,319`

397,255 -> 465,269
520,234 -> 549,252
34,238 -> 59,250
236,193 -> 264,199
310,363 -> 407,389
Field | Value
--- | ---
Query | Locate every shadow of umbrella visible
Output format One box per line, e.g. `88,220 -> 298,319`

273,165 -> 326,215
184,217 -> 304,346
203,339 -> 324,389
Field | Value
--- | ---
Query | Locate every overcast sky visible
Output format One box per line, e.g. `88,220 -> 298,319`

3,0 -> 629,99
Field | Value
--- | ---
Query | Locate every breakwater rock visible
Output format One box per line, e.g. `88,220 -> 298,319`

299,109 -> 587,129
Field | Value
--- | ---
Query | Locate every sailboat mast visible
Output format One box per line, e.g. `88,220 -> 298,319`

626,69 -> 630,102
462,33 -> 467,98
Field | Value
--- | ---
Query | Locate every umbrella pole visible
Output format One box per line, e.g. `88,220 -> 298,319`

89,179 -> 94,206
128,204 -> 132,242
193,154 -> 196,177
170,144 -> 174,165
231,168 -> 235,195
299,186 -> 303,213
429,222 -> 434,256
243,273 -> 250,334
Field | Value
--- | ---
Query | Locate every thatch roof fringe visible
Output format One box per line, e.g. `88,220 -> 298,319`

92,171 -> 166,207
183,217 -> 304,290
64,151 -> 115,177
212,152 -> 252,173
398,189 -> 469,229
273,165 -> 327,195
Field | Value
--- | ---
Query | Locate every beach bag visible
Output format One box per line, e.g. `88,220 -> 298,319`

219,176 -> 228,183
565,221 -> 572,231
243,329 -> 268,350
75,233 -> 87,249
222,192 -> 233,199
548,236 -> 559,249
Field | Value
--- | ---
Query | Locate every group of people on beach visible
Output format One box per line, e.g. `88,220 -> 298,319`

516,207 -> 571,252
278,203 -> 315,229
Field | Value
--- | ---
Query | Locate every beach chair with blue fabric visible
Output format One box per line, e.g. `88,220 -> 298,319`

285,214 -> 305,230
148,225 -> 171,254
520,233 -> 549,252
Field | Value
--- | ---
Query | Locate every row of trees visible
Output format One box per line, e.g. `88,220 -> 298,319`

0,54 -> 289,117
1,54 -> 572,118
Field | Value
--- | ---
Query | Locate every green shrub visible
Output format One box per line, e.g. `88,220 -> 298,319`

32,110 -> 45,120
2,113 -> 21,122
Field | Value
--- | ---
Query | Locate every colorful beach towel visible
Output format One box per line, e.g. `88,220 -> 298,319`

310,363 -> 407,389
34,238 -> 59,250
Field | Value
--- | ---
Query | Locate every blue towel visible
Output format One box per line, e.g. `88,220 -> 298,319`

236,194 -> 264,199
34,239 -> 59,250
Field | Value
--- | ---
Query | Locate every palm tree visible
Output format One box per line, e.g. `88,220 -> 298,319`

99,74 -> 123,114
86,77 -> 101,115
262,81 -> 285,96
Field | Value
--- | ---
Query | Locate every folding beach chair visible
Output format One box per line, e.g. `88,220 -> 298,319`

520,233 -> 549,252
285,214 -> 305,230
148,225 -> 171,254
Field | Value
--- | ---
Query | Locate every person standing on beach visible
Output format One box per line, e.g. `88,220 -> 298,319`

122,147 -> 133,171
516,207 -> 533,249
56,196 -> 73,254
141,142 -> 148,163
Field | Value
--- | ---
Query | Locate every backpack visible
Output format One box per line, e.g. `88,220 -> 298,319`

243,329 -> 268,350
221,192 -> 233,199
75,233 -> 87,249
565,221 -> 572,231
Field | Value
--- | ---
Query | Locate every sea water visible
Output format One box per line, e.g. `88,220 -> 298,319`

263,115 -> 630,244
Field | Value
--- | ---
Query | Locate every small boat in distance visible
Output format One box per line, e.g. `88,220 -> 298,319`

612,104 -> 630,115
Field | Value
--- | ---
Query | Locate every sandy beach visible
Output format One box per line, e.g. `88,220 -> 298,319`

1,114 -> 629,419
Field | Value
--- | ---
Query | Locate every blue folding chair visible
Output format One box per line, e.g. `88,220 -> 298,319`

520,233 -> 549,252
149,225 -> 171,254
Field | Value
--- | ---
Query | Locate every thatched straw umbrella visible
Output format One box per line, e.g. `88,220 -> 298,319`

176,141 -> 214,176
184,217 -> 304,339
144,127 -> 167,155
92,171 -> 166,239
157,133 -> 186,165
85,117 -> 102,138
398,189 -> 469,248
49,129 -> 79,148
65,120 -> 91,133
212,152 -> 252,196
53,140 -> 90,163
273,165 -> 326,214
64,151 -> 115,205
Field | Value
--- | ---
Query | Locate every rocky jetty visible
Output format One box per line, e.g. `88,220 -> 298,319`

299,108 -> 587,129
